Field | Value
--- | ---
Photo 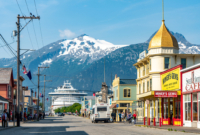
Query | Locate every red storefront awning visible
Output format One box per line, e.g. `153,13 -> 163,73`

110,104 -> 116,108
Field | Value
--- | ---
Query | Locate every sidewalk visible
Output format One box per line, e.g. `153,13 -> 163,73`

135,124 -> 200,134
0,119 -> 44,131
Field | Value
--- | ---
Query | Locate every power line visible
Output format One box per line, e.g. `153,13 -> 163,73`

33,0 -> 53,86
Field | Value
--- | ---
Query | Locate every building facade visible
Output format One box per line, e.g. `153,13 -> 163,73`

133,19 -> 200,126
111,75 -> 137,121
0,68 -> 14,120
181,63 -> 200,128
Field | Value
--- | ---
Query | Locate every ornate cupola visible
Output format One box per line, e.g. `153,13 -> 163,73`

148,0 -> 179,54
148,20 -> 179,50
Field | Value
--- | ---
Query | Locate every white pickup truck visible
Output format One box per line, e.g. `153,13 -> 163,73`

90,103 -> 110,123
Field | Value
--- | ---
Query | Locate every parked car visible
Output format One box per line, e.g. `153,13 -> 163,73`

58,113 -> 65,116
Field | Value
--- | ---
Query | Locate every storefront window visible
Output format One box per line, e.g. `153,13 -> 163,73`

193,93 -> 197,121
175,97 -> 181,119
199,93 -> 200,121
184,94 -> 191,121
163,98 -> 168,119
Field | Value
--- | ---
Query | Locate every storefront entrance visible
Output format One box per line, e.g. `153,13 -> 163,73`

162,96 -> 181,126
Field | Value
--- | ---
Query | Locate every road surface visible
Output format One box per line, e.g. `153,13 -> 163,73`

0,115 -> 197,135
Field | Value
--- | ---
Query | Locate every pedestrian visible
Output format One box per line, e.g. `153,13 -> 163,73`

111,112 -> 114,122
127,112 -> 132,124
24,111 -> 27,121
43,112 -> 45,119
121,112 -> 125,122
133,111 -> 137,124
1,109 -> 7,128
119,112 -> 121,122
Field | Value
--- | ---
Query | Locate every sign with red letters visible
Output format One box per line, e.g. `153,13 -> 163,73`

154,91 -> 177,97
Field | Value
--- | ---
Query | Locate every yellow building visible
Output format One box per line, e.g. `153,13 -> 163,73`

133,15 -> 200,126
111,75 -> 137,121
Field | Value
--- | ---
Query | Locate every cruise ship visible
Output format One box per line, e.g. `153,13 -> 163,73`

49,81 -> 87,113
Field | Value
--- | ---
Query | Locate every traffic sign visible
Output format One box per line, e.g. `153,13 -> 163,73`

116,104 -> 119,107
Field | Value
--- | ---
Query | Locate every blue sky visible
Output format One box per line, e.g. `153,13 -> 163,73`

0,0 -> 200,58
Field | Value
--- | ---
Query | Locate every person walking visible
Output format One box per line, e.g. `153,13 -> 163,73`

119,112 -> 121,122
121,112 -> 125,122
127,112 -> 132,124
1,109 -> 7,128
133,111 -> 137,124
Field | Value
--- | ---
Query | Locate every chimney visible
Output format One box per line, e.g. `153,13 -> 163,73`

35,92 -> 36,98
115,74 -> 117,78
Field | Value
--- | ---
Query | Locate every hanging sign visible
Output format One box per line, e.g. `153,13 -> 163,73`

160,66 -> 181,90
154,91 -> 177,97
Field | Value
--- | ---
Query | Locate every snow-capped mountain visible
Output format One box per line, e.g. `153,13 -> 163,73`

57,34 -> 126,63
0,32 -> 200,111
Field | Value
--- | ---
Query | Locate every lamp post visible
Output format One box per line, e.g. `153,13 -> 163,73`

13,89 -> 16,127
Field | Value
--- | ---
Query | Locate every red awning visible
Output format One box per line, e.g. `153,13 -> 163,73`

110,104 -> 116,108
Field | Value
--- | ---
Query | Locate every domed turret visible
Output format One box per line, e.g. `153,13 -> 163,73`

148,20 -> 179,50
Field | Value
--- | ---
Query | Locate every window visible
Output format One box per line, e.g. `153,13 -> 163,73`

181,58 -> 187,69
97,107 -> 107,111
120,103 -> 130,107
8,85 -> 11,98
138,67 -> 140,78
147,81 -> 149,92
198,93 -> 200,121
163,98 -> 168,119
146,64 -> 149,74
150,59 -> 151,70
164,57 -> 170,69
143,66 -> 145,76
184,94 -> 191,121
193,93 -> 197,121
150,79 -> 152,91
175,96 -> 181,119
139,84 -> 141,94
143,82 -> 145,93
124,89 -> 131,97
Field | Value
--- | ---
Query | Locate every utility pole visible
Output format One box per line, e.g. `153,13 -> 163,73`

16,14 -> 40,127
42,75 -> 51,113
37,67 -> 49,121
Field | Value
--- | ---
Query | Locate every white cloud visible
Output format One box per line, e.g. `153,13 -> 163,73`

59,29 -> 76,38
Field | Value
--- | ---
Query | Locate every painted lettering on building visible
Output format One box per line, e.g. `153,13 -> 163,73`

161,67 -> 180,91
183,68 -> 200,92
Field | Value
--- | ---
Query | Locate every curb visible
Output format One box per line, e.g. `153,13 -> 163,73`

134,125 -> 200,134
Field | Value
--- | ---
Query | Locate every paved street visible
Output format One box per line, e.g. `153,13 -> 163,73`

0,115 -> 198,135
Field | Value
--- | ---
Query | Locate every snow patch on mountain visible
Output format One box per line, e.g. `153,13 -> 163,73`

178,42 -> 186,49
41,59 -> 53,65
57,34 -> 127,62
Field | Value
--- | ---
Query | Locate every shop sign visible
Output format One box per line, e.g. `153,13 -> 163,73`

154,91 -> 177,97
161,67 -> 180,90
139,50 -> 146,60
182,68 -> 200,92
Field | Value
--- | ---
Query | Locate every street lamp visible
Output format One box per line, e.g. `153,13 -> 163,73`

13,89 -> 16,127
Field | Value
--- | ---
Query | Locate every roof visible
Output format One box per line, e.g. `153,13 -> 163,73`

181,63 -> 200,73
120,79 -> 136,85
0,96 -> 9,102
148,20 -> 179,50
0,68 -> 13,84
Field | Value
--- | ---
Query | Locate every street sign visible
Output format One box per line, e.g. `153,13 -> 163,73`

116,104 -> 119,108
